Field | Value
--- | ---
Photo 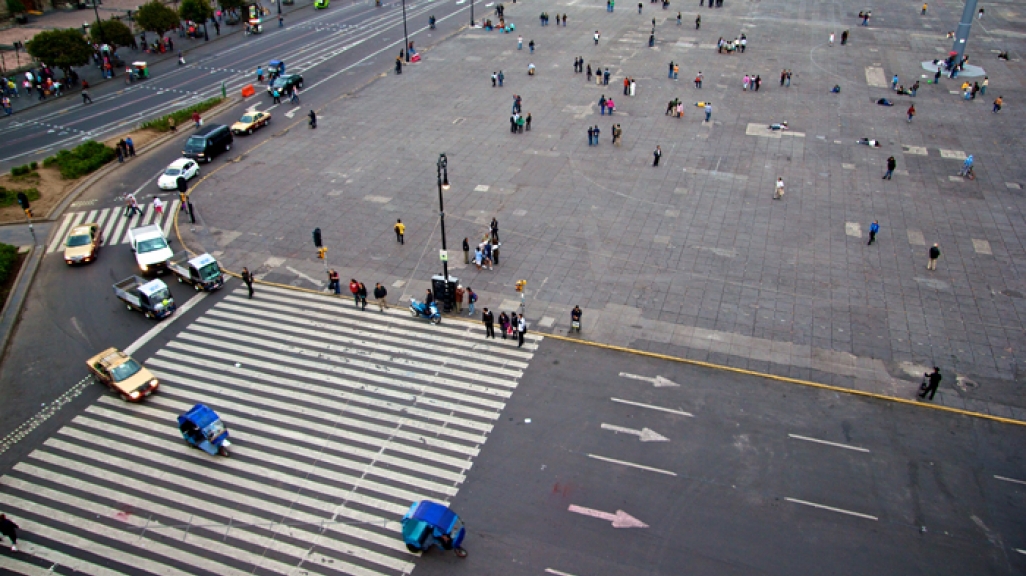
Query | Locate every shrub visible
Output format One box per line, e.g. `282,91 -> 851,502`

47,140 -> 116,180
10,165 -> 32,177
142,97 -> 224,132
29,161 -> 37,170
42,156 -> 57,168
0,243 -> 19,287
0,187 -> 40,208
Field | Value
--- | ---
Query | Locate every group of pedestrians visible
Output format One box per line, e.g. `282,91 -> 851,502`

481,309 -> 528,346
114,137 -> 137,163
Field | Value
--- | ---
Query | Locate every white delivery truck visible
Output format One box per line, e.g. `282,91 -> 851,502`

127,224 -> 174,273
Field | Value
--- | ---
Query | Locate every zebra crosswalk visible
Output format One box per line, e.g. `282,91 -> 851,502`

46,200 -> 181,255
0,284 -> 540,575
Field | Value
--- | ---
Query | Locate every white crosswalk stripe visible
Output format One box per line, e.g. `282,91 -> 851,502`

46,200 -> 181,254
0,284 -> 539,575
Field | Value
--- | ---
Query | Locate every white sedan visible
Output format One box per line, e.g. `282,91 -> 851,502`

156,158 -> 200,190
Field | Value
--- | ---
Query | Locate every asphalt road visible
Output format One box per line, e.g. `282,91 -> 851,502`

0,0 -> 474,464
412,338 -> 1026,576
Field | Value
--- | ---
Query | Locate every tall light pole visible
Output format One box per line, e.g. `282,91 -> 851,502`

436,153 -> 451,283
951,0 -> 978,63
401,0 -> 410,62
470,0 -> 473,26
92,2 -> 104,46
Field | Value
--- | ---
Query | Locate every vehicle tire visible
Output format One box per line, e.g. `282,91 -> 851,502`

410,309 -> 418,318
177,276 -> 183,283
431,316 -> 441,324
120,392 -> 130,401
225,143 -> 232,151
247,128 -> 253,135
219,446 -> 230,457
405,544 -> 421,553
145,311 -> 154,319
126,304 -> 132,310
193,283 -> 201,291
455,548 -> 468,558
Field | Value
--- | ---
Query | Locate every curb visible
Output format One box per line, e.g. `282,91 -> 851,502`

0,245 -> 43,362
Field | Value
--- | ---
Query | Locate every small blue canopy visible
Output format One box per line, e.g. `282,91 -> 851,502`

409,501 -> 458,532
179,403 -> 219,429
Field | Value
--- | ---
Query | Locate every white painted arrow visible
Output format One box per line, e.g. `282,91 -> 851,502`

618,372 -> 679,387
285,108 -> 297,118
568,505 -> 648,528
601,423 -> 669,442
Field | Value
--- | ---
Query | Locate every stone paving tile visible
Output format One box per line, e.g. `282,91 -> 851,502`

185,0 -> 1026,416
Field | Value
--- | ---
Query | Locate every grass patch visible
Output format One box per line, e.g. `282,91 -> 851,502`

42,141 -> 117,180
0,187 -> 40,208
0,243 -> 20,285
142,97 -> 226,132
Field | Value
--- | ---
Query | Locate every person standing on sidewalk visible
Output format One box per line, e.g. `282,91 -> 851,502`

482,308 -> 496,338
993,96 -> 1003,113
653,145 -> 662,166
467,287 -> 477,315
241,267 -> 254,298
0,514 -> 19,551
773,177 -> 785,200
927,243 -> 940,270
919,367 -> 942,400
883,156 -> 896,179
463,237 -> 470,263
394,219 -> 405,244
907,104 -> 915,122
358,282 -> 369,310
499,311 -> 510,339
349,279 -> 360,307
327,269 -> 340,294
867,220 -> 879,245
454,284 -> 465,313
517,314 -> 527,347
374,282 -> 388,310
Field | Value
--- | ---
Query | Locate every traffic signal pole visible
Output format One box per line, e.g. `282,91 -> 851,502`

16,192 -> 36,245
951,0 -> 978,62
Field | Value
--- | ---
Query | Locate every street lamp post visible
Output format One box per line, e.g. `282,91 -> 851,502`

277,0 -> 282,15
401,0 -> 410,62
470,0 -> 474,26
92,2 -> 104,45
951,0 -> 978,63
436,153 -> 451,283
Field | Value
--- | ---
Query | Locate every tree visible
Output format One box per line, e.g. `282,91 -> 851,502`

90,19 -> 134,48
135,0 -> 180,38
6,0 -> 25,16
25,29 -> 93,77
179,0 -> 213,24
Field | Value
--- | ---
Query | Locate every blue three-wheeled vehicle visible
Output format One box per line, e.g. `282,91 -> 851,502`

178,404 -> 232,457
401,501 -> 468,557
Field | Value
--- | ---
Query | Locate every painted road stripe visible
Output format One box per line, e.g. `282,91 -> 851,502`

611,397 -> 694,417
994,475 -> 1026,486
107,206 -> 130,245
788,434 -> 870,453
0,554 -> 64,576
545,570 -> 579,576
785,497 -> 878,520
45,210 -> 85,254
123,291 -> 208,355
1017,549 -> 1026,555
587,454 -> 677,476
161,199 -> 180,237
3,537 -> 130,576
45,213 -> 74,253
93,206 -> 113,233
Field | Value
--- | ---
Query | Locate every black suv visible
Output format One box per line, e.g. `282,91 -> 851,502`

182,124 -> 234,163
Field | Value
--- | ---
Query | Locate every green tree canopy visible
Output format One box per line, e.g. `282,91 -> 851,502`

5,0 -> 26,16
25,29 -> 93,76
179,0 -> 213,24
90,19 -> 134,48
135,0 -> 180,37
217,0 -> 244,15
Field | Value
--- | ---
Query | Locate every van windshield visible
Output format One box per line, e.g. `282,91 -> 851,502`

184,136 -> 207,152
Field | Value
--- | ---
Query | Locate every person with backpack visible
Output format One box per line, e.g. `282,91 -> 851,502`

467,287 -> 478,315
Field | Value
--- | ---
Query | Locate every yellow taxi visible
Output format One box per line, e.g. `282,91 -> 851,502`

231,110 -> 271,135
86,347 -> 160,402
63,222 -> 102,265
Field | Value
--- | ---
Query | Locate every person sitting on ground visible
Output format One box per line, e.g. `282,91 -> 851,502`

857,138 -> 881,147
768,121 -> 789,131
998,51 -> 1009,60
830,85 -> 841,93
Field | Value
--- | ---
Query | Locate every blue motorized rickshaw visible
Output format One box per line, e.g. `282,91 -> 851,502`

178,404 -> 232,457
268,59 -> 286,77
401,501 -> 468,557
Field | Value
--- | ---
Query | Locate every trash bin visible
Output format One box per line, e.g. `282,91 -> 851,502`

431,275 -> 459,313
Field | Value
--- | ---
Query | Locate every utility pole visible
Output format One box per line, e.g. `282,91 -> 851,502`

951,0 -> 978,62
401,0 -> 410,62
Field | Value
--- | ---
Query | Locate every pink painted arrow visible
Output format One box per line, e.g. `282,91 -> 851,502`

568,505 -> 649,528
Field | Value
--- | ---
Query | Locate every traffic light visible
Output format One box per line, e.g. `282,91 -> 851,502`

515,280 -> 526,292
313,228 -> 322,248
317,247 -> 328,259
16,192 -> 31,217
176,176 -> 188,193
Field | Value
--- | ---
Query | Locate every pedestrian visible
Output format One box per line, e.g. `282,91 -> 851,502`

743,74 -> 750,91
1,96 -> 10,116
604,68 -> 610,85
81,89 -> 92,104
927,243 -> 940,270
241,267 -> 254,298
673,64 -> 679,80
279,14 -> 284,27
498,70 -> 504,87
475,246 -> 484,269
490,218 -> 500,243
773,177 -> 784,199
841,30 -> 848,45
594,30 -> 600,45
992,96 -> 1003,113
272,88 -> 281,104
921,2 -> 927,15
588,125 -> 595,145
704,102 -> 712,122
907,104 -> 915,122
499,311 -> 510,339
677,12 -> 682,25
891,74 -> 899,90
867,220 -> 879,245
328,269 -> 341,294
829,32 -> 834,46
517,313 -> 527,347
463,237 -> 470,263
394,219 -> 405,244
396,57 -> 402,75
653,145 -> 662,166
0,514 -> 19,552
919,367 -> 942,400
467,287 -> 477,315
518,35 -> 523,50
695,71 -> 703,88
454,284 -> 465,313
883,156 -> 896,179
696,14 -> 701,29
911,80 -> 919,96
529,40 -> 535,53
525,112 -> 531,130
786,70 -> 792,86
126,136 -> 136,157
168,116 -> 177,132
116,144 -> 124,163
483,308 -> 496,338
638,2 -> 642,13
780,69 -> 786,86
349,279 -> 360,306
587,64 -> 593,82
934,68 -> 942,84
290,85 -> 301,104
980,76 -> 988,96
125,194 -> 142,216
153,196 -> 164,215
623,77 -> 629,96
358,282 -> 369,310
592,125 -> 600,144
668,61 -> 674,79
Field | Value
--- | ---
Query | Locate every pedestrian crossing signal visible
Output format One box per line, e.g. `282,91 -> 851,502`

515,280 -> 526,292
317,247 -> 328,259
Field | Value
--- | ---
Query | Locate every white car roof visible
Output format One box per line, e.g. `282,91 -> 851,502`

167,158 -> 193,169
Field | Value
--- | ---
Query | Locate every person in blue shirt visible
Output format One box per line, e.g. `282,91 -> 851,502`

868,221 -> 879,245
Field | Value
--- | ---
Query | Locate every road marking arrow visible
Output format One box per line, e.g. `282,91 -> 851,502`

568,505 -> 648,528
601,423 -> 669,442
285,109 -> 297,118
618,372 -> 679,387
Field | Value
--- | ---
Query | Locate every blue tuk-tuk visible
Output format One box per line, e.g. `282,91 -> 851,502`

178,404 -> 232,457
268,59 -> 286,77
401,501 -> 467,557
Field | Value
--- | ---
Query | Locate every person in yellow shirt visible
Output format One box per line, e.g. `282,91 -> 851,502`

394,219 -> 405,244
921,3 -> 927,15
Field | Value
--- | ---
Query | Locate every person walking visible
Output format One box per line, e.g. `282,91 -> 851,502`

907,104 -> 915,122
126,137 -> 136,157
272,88 -> 281,104
349,279 -> 360,306
328,269 -> 341,294
704,102 -> 712,122
927,243 -> 940,270
891,74 -> 899,90
594,30 -> 601,45
993,96 -> 1003,113
921,2 -> 927,15
653,145 -> 662,166
125,194 -> 142,217
290,85 -> 301,104
919,367 -> 942,400
153,196 -> 164,216
518,35 -> 523,50
773,177 -> 785,199
81,89 -> 92,104
241,267 -> 254,298
867,220 -> 879,245
0,514 -> 19,552
394,219 -> 405,244
467,287 -> 477,315
278,14 -> 284,27
516,314 -> 527,347
358,282 -> 369,310
463,237 -> 470,264
883,156 -> 896,179
592,125 -> 600,144
829,32 -> 835,46
695,71 -> 703,88
695,14 -> 700,29
454,284 -> 465,313
529,40 -> 535,54
482,308 -> 496,338
841,30 -> 848,45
